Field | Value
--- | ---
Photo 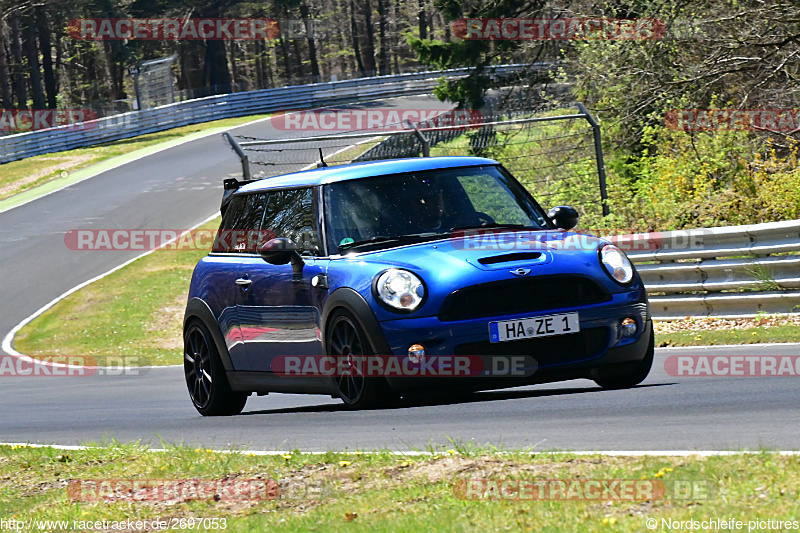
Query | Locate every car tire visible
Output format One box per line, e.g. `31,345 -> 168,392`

184,320 -> 248,416
593,322 -> 655,390
327,309 -> 396,410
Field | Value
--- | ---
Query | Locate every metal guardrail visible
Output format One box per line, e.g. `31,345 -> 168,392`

0,64 -> 530,164
624,220 -> 800,319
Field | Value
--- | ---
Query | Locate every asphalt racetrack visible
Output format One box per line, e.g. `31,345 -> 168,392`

1,95 -> 799,452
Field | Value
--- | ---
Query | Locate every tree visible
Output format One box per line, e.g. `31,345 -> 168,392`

23,13 -> 45,109
9,9 -> 25,108
0,22 -> 13,108
408,0 -> 550,109
34,6 -> 57,108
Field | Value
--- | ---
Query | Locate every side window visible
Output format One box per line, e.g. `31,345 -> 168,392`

262,188 -> 322,256
213,193 -> 268,253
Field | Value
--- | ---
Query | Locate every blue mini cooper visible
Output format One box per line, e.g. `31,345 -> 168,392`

183,157 -> 652,415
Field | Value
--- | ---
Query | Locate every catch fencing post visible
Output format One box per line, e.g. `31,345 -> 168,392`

223,132 -> 251,180
576,102 -> 610,217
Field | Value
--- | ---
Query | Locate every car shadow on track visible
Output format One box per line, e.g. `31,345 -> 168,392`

239,382 -> 675,415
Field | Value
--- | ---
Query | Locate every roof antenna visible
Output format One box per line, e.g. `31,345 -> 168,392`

317,148 -> 328,168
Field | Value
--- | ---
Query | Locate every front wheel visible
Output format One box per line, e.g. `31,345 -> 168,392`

184,320 -> 248,416
593,322 -> 654,390
327,309 -> 395,410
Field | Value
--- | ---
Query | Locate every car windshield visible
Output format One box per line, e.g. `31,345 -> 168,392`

323,165 -> 548,253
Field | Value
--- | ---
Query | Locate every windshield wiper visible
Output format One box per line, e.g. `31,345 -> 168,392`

338,232 -> 446,253
449,223 -> 538,232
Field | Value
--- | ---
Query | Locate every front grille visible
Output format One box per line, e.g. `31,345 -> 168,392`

438,276 -> 611,322
454,327 -> 609,367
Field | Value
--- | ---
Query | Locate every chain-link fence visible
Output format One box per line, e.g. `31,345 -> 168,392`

230,103 -> 609,218
132,55 -> 176,110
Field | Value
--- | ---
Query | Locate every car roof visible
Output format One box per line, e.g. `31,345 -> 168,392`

236,156 -> 500,193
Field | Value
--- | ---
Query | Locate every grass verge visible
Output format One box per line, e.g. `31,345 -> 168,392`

1,444 -> 798,532
654,316 -> 800,347
0,114 -> 271,202
13,218 -> 220,367
13,131 -> 385,367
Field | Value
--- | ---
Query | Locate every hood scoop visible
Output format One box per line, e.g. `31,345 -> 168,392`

468,250 -> 552,271
478,252 -> 543,265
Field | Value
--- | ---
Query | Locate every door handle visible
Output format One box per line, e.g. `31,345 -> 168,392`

235,278 -> 252,287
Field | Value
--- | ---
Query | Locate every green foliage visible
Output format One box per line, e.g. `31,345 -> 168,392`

623,127 -> 800,229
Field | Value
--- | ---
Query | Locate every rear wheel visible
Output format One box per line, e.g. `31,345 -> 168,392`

593,322 -> 654,390
184,320 -> 248,416
327,309 -> 395,409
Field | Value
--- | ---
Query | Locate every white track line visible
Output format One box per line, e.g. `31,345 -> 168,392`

1,136 -> 376,368
0,114 -> 282,215
0,442 -> 798,456
657,342 -> 800,350
1,212 -> 219,369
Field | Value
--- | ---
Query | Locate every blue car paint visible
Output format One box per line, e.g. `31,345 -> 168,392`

321,232 -> 648,362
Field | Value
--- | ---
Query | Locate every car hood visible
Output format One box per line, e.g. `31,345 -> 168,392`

357,229 -> 607,272
328,230 -> 634,317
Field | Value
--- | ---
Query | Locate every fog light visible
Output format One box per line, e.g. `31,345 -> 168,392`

620,317 -> 637,338
408,344 -> 426,363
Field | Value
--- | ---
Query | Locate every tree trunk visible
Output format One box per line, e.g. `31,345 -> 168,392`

9,12 -> 26,108
361,0 -> 376,74
179,42 -> 204,97
279,36 -> 292,83
24,15 -> 46,110
229,41 -> 238,90
390,0 -> 400,74
335,0 -> 350,76
254,39 -> 264,88
418,0 -> 427,39
376,0 -> 389,75
54,19 -> 62,97
292,39 -> 306,79
0,28 -> 12,108
204,39 -> 231,94
349,0 -> 366,74
34,7 -> 56,108
267,42 -> 279,87
299,2 -> 320,80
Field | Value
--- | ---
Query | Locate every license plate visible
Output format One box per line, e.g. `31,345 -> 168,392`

489,312 -> 579,343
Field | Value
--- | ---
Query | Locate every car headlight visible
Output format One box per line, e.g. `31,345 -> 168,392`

375,269 -> 425,311
600,244 -> 634,284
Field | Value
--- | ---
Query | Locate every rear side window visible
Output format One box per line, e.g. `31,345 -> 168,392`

214,193 -> 268,253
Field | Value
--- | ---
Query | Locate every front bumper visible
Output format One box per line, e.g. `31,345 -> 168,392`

377,292 -> 650,392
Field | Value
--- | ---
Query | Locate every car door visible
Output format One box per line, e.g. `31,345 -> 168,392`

235,187 -> 328,372
210,192 -> 269,370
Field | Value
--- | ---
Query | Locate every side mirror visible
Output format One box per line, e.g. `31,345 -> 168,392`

259,238 -> 304,276
547,206 -> 579,230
